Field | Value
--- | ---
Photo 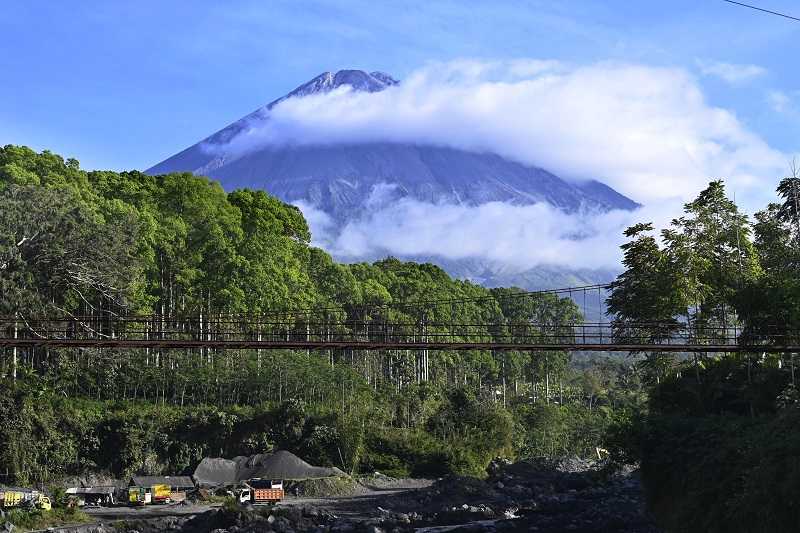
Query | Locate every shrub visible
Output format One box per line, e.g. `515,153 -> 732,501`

641,411 -> 800,533
638,358 -> 800,533
513,402 -> 615,459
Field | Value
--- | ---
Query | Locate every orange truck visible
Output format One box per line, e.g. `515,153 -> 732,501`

243,479 -> 284,504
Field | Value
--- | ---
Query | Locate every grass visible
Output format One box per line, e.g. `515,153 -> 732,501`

0,507 -> 91,532
285,476 -> 363,497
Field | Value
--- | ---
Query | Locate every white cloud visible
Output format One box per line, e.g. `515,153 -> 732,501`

297,186 -> 681,272
213,60 -> 785,211
208,59 -> 790,271
767,89 -> 793,114
293,199 -> 336,244
696,60 -> 767,85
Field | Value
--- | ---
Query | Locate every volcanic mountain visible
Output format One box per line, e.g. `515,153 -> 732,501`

147,69 -> 637,290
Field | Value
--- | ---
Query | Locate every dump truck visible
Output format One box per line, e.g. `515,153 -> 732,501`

242,479 -> 284,505
0,489 -> 24,508
152,483 -> 171,504
128,484 -> 171,506
0,488 -> 52,511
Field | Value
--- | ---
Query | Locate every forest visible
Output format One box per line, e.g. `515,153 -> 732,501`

0,145 -> 640,483
2,145 -> 800,532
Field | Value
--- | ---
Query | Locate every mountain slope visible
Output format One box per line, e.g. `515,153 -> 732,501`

165,142 -> 636,222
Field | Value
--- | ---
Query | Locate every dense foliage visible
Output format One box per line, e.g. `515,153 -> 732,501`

0,146 -> 636,487
637,362 -> 800,533
0,146 -> 572,403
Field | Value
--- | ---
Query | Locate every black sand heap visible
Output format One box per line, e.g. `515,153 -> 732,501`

193,451 -> 344,486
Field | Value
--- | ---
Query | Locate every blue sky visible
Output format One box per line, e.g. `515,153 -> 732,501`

1,0 -> 799,171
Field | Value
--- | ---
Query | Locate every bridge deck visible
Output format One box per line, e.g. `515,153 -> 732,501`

0,338 -> 796,352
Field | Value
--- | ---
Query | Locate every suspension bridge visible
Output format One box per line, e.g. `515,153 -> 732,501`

1,284 -> 798,353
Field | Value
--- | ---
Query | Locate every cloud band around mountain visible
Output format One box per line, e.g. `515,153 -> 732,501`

210,59 -> 786,209
295,186 -> 682,272
204,59 -> 789,271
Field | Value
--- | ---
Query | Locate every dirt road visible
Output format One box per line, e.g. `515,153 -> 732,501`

61,463 -> 658,532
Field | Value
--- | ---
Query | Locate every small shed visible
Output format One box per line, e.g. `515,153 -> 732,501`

65,486 -> 116,506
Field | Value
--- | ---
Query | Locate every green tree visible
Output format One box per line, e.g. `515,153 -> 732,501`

608,182 -> 760,383
0,185 -> 141,377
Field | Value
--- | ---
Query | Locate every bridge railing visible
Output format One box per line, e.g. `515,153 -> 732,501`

1,315 -> 799,351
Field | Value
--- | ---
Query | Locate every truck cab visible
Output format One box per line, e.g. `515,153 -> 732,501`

234,487 -> 251,504
36,495 -> 52,511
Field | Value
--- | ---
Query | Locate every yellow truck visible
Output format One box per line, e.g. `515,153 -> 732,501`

0,489 -> 24,508
0,488 -> 52,511
128,484 -> 171,506
152,483 -> 171,504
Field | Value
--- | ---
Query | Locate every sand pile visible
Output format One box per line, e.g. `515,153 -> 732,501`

193,457 -> 239,486
194,450 -> 344,486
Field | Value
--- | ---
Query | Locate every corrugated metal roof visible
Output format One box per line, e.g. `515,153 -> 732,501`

66,487 -> 115,495
130,476 -> 194,488
0,487 -> 35,492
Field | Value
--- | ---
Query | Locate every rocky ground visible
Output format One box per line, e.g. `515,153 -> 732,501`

376,458 -> 659,532
38,459 -> 658,533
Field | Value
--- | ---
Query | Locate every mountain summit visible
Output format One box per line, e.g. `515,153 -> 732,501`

287,70 -> 398,97
149,70 -> 397,170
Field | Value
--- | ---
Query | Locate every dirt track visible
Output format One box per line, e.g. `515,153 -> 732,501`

80,480 -> 428,522
84,502 -> 219,521
61,463 -> 658,532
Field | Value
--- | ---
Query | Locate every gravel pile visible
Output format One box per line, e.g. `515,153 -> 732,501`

193,457 -> 240,486
194,450 -> 345,486
356,472 -> 433,492
285,476 -> 368,498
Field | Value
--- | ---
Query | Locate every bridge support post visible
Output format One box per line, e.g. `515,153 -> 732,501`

11,314 -> 17,381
